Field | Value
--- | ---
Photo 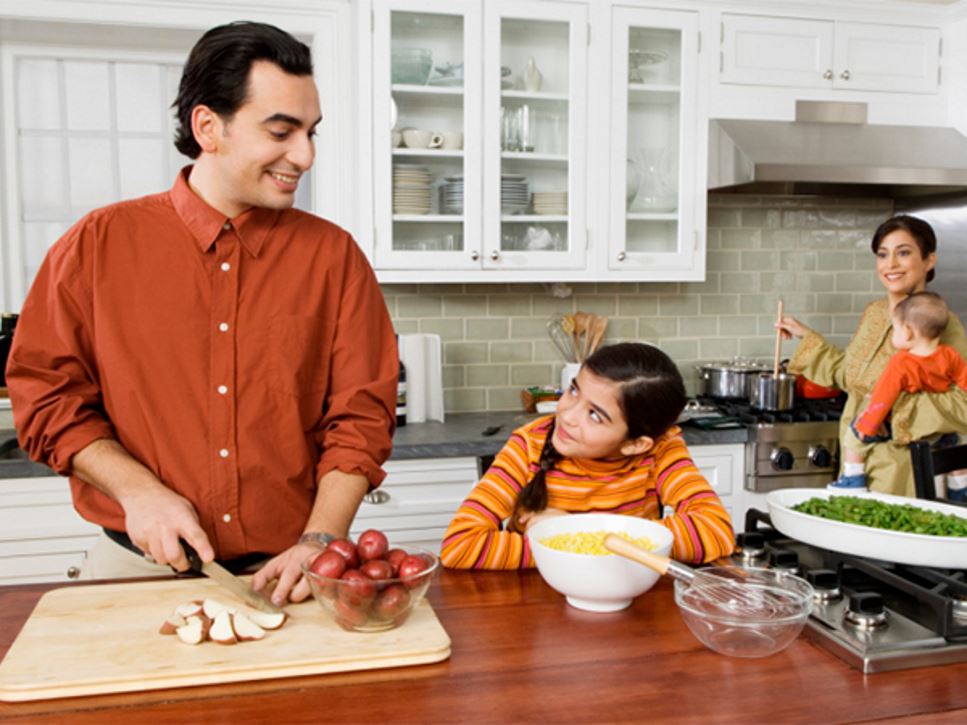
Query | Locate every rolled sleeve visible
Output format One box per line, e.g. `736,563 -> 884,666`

312,243 -> 397,488
7,224 -> 115,474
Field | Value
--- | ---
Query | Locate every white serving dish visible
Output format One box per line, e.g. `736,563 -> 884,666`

767,488 -> 967,568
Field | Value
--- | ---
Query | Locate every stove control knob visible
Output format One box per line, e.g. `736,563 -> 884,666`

806,569 -> 841,602
767,547 -> 799,571
848,591 -> 885,616
808,445 -> 832,468
770,447 -> 795,471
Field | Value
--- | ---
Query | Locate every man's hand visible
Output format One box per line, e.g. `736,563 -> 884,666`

71,438 -> 214,571
251,542 -> 325,605
121,483 -> 214,571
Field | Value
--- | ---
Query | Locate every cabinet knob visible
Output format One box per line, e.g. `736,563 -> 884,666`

617,251 -> 627,262
471,251 -> 480,261
823,69 -> 833,80
490,250 -> 500,261
840,70 -> 850,81
363,490 -> 391,505
67,566 -> 81,579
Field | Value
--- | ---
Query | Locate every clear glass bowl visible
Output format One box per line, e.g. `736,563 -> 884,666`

392,48 -> 433,85
673,567 -> 814,658
302,547 -> 439,632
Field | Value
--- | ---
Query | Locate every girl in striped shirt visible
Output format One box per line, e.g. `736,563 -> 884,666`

441,343 -> 735,569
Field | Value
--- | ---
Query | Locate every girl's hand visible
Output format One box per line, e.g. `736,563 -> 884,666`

775,315 -> 810,340
520,508 -> 568,531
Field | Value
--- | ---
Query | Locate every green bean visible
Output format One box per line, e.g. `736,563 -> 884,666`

791,496 -> 967,537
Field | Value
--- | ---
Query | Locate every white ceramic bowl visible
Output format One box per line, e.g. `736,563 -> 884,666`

527,513 -> 674,612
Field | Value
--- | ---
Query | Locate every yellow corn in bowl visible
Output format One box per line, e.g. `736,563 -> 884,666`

527,513 -> 673,613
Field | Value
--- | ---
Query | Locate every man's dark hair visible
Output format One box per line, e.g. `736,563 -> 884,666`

173,21 -> 313,158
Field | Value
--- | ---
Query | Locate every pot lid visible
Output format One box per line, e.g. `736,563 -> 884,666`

698,357 -> 770,372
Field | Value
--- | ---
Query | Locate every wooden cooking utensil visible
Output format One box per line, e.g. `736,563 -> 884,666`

588,315 -> 608,358
773,299 -> 784,378
572,311 -> 590,362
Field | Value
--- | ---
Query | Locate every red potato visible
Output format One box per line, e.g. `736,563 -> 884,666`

334,598 -> 370,629
385,548 -> 407,576
373,584 -> 411,621
338,569 -> 376,607
327,538 -> 360,569
309,550 -> 348,580
357,529 -> 390,563
360,558 -> 394,582
398,554 -> 431,589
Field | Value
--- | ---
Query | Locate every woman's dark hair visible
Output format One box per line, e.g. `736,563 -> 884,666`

173,21 -> 313,158
510,343 -> 687,531
871,214 -> 937,284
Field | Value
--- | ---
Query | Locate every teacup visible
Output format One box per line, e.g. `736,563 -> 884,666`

441,132 -> 463,150
403,128 -> 433,148
391,129 -> 402,147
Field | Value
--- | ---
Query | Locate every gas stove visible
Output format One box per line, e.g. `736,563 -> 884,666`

738,509 -> 967,673
693,396 -> 844,492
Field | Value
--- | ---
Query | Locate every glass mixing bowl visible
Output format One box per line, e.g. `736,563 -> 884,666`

673,567 -> 814,658
392,48 -> 433,85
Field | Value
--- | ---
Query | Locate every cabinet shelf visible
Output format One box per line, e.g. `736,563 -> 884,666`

393,214 -> 463,222
627,211 -> 677,220
501,151 -> 567,165
391,83 -> 464,96
501,90 -> 569,102
628,86 -> 680,105
501,214 -> 567,223
393,149 -> 464,158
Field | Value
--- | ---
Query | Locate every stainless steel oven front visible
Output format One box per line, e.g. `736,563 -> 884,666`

745,421 -> 840,492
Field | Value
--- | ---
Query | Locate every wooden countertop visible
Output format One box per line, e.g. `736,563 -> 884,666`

2,571 -> 966,724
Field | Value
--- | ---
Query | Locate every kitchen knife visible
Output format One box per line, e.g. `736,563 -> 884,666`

179,541 -> 286,614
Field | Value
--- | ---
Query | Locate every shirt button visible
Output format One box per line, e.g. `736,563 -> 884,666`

217,385 -> 228,395
223,222 -> 231,231
219,448 -> 230,458
222,513 -> 232,523
221,262 -> 231,272
218,322 -> 229,332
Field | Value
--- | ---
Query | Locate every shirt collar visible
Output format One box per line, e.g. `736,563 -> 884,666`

169,166 -> 279,258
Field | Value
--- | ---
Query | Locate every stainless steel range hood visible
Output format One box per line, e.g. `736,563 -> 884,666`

708,101 -> 967,197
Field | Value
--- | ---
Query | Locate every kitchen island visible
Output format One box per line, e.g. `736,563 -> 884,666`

1,571 -> 965,724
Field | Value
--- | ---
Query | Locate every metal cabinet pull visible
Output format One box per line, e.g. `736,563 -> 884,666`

490,250 -> 500,261
363,490 -> 391,505
617,251 -> 627,262
822,69 -> 833,80
840,70 -> 850,81
471,251 -> 480,261
66,566 -> 80,579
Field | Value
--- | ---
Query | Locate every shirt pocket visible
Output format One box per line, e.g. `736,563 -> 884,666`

268,314 -> 329,397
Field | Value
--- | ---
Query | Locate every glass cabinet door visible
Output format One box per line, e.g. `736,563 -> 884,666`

608,7 -> 700,276
373,0 -> 481,269
482,0 -> 587,270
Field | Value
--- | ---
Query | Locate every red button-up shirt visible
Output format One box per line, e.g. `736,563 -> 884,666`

8,169 -> 397,558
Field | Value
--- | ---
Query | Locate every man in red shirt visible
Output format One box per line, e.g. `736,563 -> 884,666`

6,22 -> 398,605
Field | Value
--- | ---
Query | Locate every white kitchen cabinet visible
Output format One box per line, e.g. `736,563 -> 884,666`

0,475 -> 99,584
606,6 -> 702,278
689,443 -> 744,524
370,0 -> 588,276
721,14 -> 940,95
349,456 -> 478,552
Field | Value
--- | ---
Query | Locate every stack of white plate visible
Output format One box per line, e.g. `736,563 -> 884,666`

501,174 -> 529,214
393,164 -> 433,214
532,191 -> 567,215
440,176 -> 464,214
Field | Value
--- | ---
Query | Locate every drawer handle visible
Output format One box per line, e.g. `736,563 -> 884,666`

823,69 -> 833,80
66,566 -> 81,579
840,70 -> 850,81
363,490 -> 391,505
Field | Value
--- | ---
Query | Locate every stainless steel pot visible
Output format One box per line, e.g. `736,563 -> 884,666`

696,359 -> 771,399
748,372 -> 796,411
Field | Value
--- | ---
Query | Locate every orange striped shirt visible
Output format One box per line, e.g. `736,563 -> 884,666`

441,416 -> 735,569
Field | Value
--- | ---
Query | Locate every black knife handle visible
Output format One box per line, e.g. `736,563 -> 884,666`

179,539 -> 204,573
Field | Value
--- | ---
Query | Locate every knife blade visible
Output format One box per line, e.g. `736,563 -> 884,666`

180,541 -> 286,614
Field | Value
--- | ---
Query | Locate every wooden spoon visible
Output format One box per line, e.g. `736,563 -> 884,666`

588,315 -> 608,357
572,312 -> 590,362
773,299 -> 784,378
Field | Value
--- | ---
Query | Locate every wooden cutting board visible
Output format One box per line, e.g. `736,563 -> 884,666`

0,577 -> 450,702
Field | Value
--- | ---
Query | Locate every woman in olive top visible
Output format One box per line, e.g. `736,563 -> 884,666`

778,215 -> 967,497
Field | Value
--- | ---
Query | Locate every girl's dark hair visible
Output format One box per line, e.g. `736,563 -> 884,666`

510,343 -> 687,531
871,214 -> 937,284
173,21 -> 313,158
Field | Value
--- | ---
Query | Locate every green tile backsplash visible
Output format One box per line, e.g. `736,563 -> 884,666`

383,194 -> 894,412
